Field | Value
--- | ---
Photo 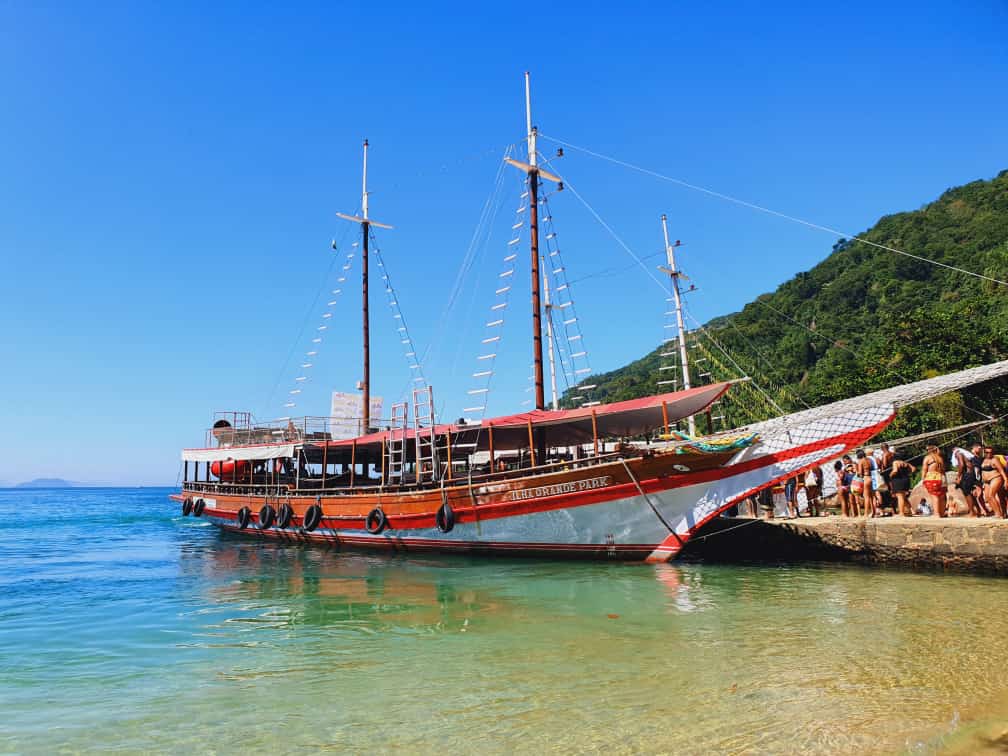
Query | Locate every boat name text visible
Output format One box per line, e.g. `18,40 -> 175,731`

509,476 -> 612,501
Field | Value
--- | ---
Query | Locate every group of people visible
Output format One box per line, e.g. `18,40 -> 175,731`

830,442 -> 1008,518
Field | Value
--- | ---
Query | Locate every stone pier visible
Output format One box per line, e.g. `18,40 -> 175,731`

685,516 -> 1008,574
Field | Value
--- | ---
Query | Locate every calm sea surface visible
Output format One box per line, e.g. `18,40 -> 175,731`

2,488 -> 1008,754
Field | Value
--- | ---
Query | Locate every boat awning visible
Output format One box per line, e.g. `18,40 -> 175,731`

316,381 -> 732,456
181,443 -> 296,462
181,382 -> 732,464
474,381 -> 732,448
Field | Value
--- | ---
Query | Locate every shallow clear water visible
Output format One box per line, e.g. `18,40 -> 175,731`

2,488 -> 1008,754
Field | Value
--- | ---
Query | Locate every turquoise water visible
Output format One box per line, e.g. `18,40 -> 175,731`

3,488 -> 1008,754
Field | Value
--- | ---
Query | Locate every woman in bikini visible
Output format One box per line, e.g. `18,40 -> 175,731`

980,447 -> 1008,519
844,455 -> 862,516
922,445 -> 948,518
889,455 -> 916,517
834,460 -> 851,517
856,449 -> 878,518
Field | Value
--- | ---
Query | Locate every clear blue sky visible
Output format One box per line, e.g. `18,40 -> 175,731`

1,1 -> 1005,485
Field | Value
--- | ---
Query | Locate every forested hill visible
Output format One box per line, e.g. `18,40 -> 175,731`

566,170 -> 1008,442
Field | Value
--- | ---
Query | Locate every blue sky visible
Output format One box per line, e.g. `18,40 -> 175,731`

1,1 -> 1005,485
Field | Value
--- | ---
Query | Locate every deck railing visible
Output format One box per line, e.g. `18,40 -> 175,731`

204,415 -> 393,448
182,450 -> 630,499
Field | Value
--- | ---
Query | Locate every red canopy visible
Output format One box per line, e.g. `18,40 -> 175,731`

319,381 -> 731,455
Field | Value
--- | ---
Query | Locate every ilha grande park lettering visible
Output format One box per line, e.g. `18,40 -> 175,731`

510,476 -> 612,502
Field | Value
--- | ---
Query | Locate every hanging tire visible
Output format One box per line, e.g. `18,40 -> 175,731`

277,503 -> 293,529
182,498 -> 193,516
237,506 -> 252,529
303,504 -> 323,532
365,508 -> 387,534
193,498 -> 206,517
435,502 -> 455,533
259,504 -> 276,529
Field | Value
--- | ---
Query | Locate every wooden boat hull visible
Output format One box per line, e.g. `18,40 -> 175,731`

177,411 -> 891,561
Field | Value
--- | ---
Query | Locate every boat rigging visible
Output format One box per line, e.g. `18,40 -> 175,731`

172,73 -> 1008,562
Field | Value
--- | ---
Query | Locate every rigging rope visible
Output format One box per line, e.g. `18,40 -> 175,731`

369,229 -> 427,398
461,173 -> 528,422
397,144 -> 514,407
683,305 -> 788,417
282,245 -> 357,412
539,133 -> 1008,289
553,175 -> 670,294
263,218 -> 356,414
538,189 -> 596,405
714,312 -> 813,410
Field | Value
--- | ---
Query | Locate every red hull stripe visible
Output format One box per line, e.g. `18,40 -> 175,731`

194,414 -> 891,538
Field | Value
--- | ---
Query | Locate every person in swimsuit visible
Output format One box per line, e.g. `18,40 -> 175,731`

804,466 -> 822,517
968,443 -> 992,516
980,447 -> 1007,519
855,449 -> 878,518
877,444 -> 895,514
784,474 -> 799,518
843,455 -> 861,516
922,445 -> 948,518
758,485 -> 775,520
953,445 -> 984,517
889,455 -> 916,516
834,460 -> 852,517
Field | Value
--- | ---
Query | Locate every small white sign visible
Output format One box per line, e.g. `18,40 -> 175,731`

330,392 -> 384,439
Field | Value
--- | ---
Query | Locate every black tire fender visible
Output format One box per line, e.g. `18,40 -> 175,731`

435,502 -> 455,533
182,498 -> 193,516
259,504 -> 276,529
277,503 -> 293,529
193,498 -> 206,517
365,508 -> 388,534
303,504 -> 323,532
237,506 -> 252,529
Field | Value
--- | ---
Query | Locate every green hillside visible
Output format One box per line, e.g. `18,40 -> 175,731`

567,170 -> 1008,445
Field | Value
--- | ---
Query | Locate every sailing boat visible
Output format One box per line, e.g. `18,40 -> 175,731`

173,75 -> 1008,562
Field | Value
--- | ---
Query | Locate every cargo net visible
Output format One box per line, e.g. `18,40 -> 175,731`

742,359 -> 1008,445
655,359 -> 1008,466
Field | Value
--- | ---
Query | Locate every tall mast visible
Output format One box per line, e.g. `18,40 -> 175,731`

505,72 -> 563,411
660,214 -> 696,437
542,254 -> 559,410
361,140 -> 371,434
337,140 -> 392,435
526,73 -> 545,412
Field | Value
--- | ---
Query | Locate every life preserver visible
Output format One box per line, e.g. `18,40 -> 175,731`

277,503 -> 293,529
365,508 -> 387,534
182,498 -> 193,516
303,504 -> 323,532
435,502 -> 455,533
259,504 -> 276,529
237,506 -> 251,529
193,498 -> 206,517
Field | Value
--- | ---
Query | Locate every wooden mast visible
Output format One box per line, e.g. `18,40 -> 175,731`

505,72 -> 563,412
362,140 -> 370,434
660,214 -> 696,437
528,110 -> 545,412
337,140 -> 392,436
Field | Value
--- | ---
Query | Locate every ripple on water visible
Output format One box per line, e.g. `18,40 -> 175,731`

2,488 -> 1008,753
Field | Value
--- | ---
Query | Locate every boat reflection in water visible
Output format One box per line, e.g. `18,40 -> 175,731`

132,518 -> 1008,752
178,533 -> 713,634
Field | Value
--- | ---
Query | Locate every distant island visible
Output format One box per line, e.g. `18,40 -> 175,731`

15,478 -> 98,488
